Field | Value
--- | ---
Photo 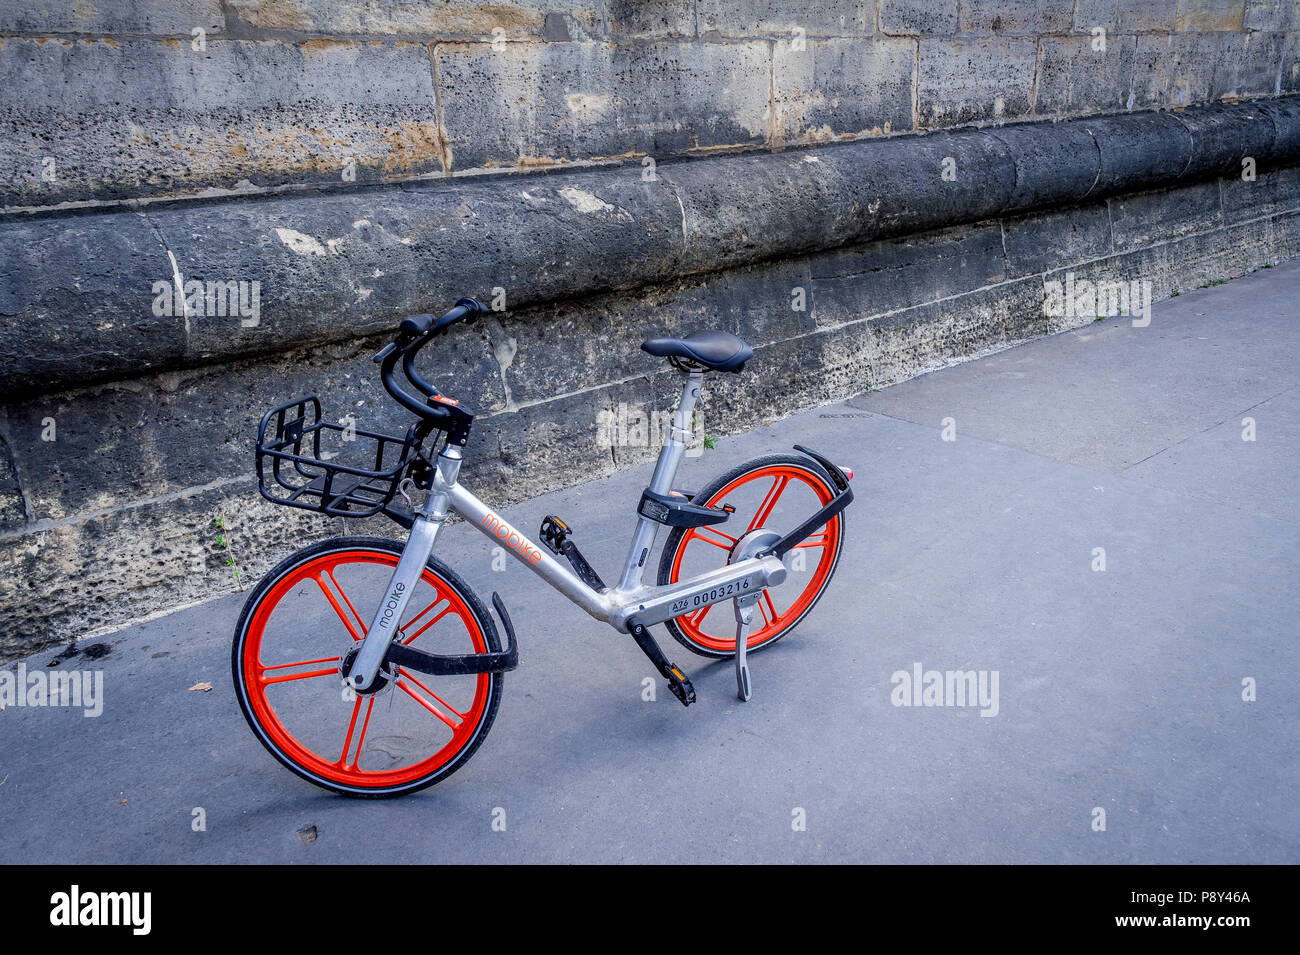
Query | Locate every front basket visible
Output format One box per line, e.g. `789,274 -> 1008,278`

255,396 -> 420,518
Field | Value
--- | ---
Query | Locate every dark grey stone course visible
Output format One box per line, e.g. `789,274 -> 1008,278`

5,97 -> 1299,399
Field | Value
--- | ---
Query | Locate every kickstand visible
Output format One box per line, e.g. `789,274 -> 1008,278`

733,592 -> 758,701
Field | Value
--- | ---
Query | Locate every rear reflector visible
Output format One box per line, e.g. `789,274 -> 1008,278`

841,466 -> 853,481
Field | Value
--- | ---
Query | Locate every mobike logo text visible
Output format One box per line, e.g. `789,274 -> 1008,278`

481,513 -> 544,564
375,581 -> 406,630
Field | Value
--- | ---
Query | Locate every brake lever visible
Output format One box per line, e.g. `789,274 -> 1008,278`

372,342 -> 398,363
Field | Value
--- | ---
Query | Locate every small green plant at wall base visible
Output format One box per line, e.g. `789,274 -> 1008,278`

213,513 -> 244,590
1201,278 -> 1228,288
703,436 -> 717,450
1262,262 -> 1275,268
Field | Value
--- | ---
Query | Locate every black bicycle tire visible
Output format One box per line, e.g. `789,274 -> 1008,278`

658,453 -> 846,659
231,535 -> 503,798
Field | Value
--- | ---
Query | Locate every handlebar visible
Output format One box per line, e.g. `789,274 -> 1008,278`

398,297 -> 485,338
373,297 -> 488,436
373,297 -> 487,362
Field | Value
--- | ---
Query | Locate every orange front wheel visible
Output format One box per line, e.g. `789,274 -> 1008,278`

658,454 -> 846,658
232,536 -> 502,797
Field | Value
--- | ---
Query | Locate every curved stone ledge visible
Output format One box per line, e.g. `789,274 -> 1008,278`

3,96 -> 1299,399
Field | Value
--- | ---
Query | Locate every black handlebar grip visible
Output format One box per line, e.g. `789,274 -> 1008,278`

399,312 -> 436,336
400,297 -> 487,337
433,297 -> 488,330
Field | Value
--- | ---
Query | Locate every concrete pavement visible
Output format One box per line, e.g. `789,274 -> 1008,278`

2,260 -> 1297,863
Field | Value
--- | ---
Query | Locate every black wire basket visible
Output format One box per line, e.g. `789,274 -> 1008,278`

255,396 -> 421,518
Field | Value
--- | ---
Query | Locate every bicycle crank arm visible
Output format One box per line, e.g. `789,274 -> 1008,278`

627,616 -> 695,706
386,592 -> 519,676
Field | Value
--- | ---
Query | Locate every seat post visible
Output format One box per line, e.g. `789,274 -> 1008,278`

616,368 -> 704,593
648,368 -> 704,495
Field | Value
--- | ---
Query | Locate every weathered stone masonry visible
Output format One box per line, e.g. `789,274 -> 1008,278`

3,1 -> 1300,655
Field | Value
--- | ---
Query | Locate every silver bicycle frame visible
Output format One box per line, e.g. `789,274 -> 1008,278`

346,370 -> 787,690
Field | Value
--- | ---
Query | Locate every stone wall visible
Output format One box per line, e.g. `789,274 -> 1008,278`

4,1 -> 1298,210
2,1 -> 1299,656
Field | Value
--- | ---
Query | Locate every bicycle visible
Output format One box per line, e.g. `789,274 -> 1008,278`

233,298 -> 854,797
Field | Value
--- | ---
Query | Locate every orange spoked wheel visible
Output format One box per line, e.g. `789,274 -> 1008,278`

658,454 -> 846,658
232,536 -> 502,797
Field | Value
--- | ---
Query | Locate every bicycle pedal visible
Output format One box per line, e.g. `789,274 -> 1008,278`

667,665 -> 696,707
539,515 -> 570,555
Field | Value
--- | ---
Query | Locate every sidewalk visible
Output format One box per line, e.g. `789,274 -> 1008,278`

2,261 -> 1297,864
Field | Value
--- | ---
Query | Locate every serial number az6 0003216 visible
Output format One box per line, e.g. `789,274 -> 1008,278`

669,577 -> 756,614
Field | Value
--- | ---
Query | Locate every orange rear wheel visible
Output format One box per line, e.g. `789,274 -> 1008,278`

658,454 -> 845,657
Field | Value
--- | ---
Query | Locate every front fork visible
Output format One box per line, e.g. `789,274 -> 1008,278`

344,451 -> 457,692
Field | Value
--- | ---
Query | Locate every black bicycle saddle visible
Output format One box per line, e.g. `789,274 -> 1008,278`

641,330 -> 753,373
